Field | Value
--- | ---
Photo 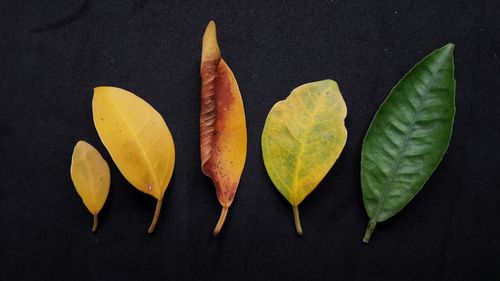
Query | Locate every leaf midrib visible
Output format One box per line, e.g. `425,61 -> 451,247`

290,94 -> 324,205
372,61 -> 445,221
108,99 -> 160,192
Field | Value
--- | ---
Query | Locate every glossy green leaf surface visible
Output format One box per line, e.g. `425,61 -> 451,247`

262,80 -> 347,235
361,44 -> 456,243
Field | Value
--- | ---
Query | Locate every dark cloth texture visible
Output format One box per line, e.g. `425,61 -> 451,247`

1,1 -> 499,280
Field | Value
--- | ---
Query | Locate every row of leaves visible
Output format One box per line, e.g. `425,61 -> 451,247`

70,21 -> 456,243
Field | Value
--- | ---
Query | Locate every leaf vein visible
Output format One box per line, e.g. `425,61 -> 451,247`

372,64 -> 444,220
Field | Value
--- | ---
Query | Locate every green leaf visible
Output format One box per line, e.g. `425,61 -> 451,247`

361,44 -> 456,243
262,80 -> 347,235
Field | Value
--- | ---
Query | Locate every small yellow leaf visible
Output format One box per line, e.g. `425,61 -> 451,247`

262,80 -> 347,235
92,86 -> 175,233
70,140 -> 110,232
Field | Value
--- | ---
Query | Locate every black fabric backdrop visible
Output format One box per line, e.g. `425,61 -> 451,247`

1,1 -> 499,280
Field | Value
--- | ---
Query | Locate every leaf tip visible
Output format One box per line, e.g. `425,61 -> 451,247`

321,79 -> 338,87
73,140 -> 91,153
202,20 -> 220,62
207,20 -> 216,29
93,86 -> 105,95
203,20 -> 217,42
440,43 -> 455,55
75,140 -> 86,146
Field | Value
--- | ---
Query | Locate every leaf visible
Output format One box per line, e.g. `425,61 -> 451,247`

262,80 -> 347,235
70,140 -> 110,232
200,21 -> 247,235
92,86 -> 175,233
361,44 -> 456,243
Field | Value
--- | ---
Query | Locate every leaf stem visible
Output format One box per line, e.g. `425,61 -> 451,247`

213,206 -> 229,236
92,214 -> 98,232
148,198 -> 163,234
292,205 -> 303,236
363,219 -> 377,243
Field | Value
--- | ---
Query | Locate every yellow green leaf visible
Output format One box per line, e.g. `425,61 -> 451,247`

70,140 -> 110,232
261,80 -> 347,235
200,21 -> 247,235
92,86 -> 175,233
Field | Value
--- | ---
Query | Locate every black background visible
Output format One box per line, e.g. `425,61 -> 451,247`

1,0 -> 499,280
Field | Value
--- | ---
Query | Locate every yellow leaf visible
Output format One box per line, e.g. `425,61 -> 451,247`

200,21 -> 247,235
261,80 -> 347,235
92,86 -> 175,233
70,140 -> 110,232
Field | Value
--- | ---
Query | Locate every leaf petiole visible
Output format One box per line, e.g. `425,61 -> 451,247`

213,206 -> 229,236
293,205 -> 303,236
92,214 -> 98,232
148,199 -> 163,234
362,219 -> 377,243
